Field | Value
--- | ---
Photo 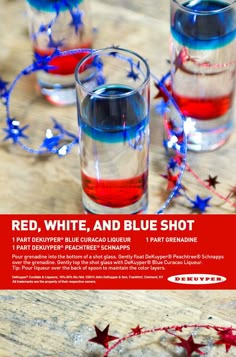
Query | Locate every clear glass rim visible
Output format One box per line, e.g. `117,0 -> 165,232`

75,46 -> 150,99
172,0 -> 236,14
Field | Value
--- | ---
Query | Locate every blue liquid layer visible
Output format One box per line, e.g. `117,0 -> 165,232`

171,0 -> 236,49
26,0 -> 82,12
80,85 -> 148,143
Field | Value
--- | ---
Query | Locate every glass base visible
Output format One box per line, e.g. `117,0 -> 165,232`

186,112 -> 233,152
82,191 -> 148,214
40,86 -> 76,106
37,72 -> 76,106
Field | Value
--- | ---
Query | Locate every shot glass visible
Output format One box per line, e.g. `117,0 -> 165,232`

170,0 -> 236,151
25,0 -> 93,105
75,47 -> 150,214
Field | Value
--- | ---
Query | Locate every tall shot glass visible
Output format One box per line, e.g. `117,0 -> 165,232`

170,0 -> 236,151
75,47 -> 150,214
25,0 -> 93,106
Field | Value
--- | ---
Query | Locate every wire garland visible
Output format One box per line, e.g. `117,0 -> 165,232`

87,323 -> 236,356
0,46 -> 187,214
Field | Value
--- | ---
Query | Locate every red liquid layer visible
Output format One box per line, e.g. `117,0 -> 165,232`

82,171 -> 148,208
173,91 -> 233,120
34,42 -> 92,75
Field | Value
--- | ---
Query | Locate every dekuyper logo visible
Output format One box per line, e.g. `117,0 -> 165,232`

168,274 -> 226,285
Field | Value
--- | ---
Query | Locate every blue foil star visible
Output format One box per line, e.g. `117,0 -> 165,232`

91,55 -> 104,71
96,73 -> 106,86
33,50 -> 60,72
70,9 -> 84,33
155,99 -> 170,116
48,36 -> 64,49
38,118 -> 79,156
0,78 -> 9,104
168,157 -> 179,171
51,117 -> 77,140
38,23 -> 49,33
34,52 -> 50,65
129,130 -> 145,151
52,118 -> 65,133
0,78 -> 8,97
127,62 -> 140,81
3,119 -> 29,144
40,129 -> 62,152
191,195 -> 212,213
163,138 -> 169,152
32,20 -> 55,41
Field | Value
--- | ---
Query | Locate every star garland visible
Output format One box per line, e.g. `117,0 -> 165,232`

151,71 -> 187,214
88,323 -> 236,356
0,48 -> 157,154
0,49 -> 89,156
0,47 -> 188,214
1,42 -> 235,213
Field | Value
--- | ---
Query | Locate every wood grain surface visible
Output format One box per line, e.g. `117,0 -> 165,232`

0,0 -> 236,214
0,1 -> 236,356
0,289 -> 236,356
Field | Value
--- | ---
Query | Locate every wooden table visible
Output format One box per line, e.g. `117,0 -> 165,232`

0,1 -> 236,356
0,289 -> 236,356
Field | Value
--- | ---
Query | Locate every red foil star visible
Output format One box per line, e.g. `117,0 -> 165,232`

215,328 -> 236,352
131,325 -> 144,335
174,47 -> 190,70
229,185 -> 236,198
205,175 -> 220,189
173,153 -> 184,166
161,170 -> 180,190
89,324 -> 118,348
175,335 -> 206,356
154,81 -> 172,102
